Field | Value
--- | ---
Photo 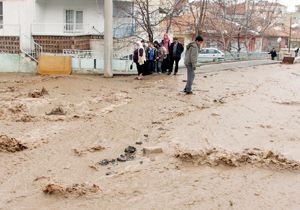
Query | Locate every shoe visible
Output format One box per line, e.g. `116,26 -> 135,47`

185,91 -> 193,95
183,88 -> 187,92
174,72 -> 177,75
167,72 -> 171,75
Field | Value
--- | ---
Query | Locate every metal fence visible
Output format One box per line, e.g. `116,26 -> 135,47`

224,52 -> 269,61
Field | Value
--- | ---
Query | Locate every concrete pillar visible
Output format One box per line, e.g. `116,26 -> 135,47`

104,0 -> 113,77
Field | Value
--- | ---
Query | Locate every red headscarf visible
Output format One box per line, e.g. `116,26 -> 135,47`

163,33 -> 170,54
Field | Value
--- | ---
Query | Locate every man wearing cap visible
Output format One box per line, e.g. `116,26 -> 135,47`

168,37 -> 184,75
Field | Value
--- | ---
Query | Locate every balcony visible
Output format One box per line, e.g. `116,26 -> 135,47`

31,23 -> 103,36
0,24 -> 20,36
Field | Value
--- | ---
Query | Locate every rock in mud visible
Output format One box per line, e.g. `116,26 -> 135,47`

124,146 -> 136,154
0,135 -> 28,153
43,183 -> 100,197
46,107 -> 66,115
99,159 -> 110,166
28,87 -> 49,98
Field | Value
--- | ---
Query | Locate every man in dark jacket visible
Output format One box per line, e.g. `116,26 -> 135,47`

295,48 -> 299,57
269,48 -> 277,60
183,35 -> 203,94
168,37 -> 184,75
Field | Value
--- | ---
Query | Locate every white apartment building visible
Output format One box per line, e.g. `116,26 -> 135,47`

0,0 -> 135,73
1,0 -> 133,52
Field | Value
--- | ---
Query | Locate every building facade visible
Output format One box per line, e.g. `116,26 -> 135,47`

0,0 -> 134,54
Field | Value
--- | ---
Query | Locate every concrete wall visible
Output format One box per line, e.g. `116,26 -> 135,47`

0,54 -> 37,73
72,57 -> 136,73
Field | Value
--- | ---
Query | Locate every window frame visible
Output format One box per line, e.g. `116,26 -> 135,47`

64,9 -> 84,33
0,1 -> 3,29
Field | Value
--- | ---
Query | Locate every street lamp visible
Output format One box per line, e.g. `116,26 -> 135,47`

277,37 -> 282,60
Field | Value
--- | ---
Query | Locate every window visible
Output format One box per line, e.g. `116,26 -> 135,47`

208,49 -> 215,54
0,2 -> 3,29
65,10 -> 83,32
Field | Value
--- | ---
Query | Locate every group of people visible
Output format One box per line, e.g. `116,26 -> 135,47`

132,33 -> 184,80
133,33 -> 204,95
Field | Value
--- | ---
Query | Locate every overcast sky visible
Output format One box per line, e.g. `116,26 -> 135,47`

277,0 -> 299,12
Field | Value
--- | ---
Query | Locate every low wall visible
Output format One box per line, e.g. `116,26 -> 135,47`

0,54 -> 36,73
0,36 -> 20,54
72,58 -> 136,74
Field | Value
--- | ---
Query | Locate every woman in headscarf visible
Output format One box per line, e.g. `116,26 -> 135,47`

161,33 -> 170,73
133,41 -> 146,80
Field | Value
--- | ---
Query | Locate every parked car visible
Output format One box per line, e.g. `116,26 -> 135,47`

198,48 -> 225,62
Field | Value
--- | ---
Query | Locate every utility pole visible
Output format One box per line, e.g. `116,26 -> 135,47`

104,0 -> 113,78
288,16 -> 292,53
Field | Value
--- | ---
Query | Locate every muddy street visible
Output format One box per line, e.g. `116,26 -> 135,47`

1,63 -> 300,210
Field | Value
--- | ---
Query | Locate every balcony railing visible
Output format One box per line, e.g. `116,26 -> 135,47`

31,23 -> 103,36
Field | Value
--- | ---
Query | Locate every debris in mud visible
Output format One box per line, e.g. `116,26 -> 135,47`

0,86 -> 16,93
73,115 -> 80,119
46,107 -> 66,115
73,145 -> 105,156
43,183 -> 101,197
273,101 -> 300,106
152,121 -> 162,125
99,146 -> 137,166
28,87 -> 49,98
136,141 -> 143,145
143,147 -> 163,155
211,113 -> 220,117
99,159 -> 116,166
175,147 -> 300,170
124,146 -> 136,154
8,104 -> 26,114
89,165 -> 99,171
117,146 -> 136,162
0,135 -> 28,153
34,176 -> 51,182
16,115 -> 35,122
213,97 -> 226,104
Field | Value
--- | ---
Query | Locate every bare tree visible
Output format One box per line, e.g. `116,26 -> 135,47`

118,0 -> 185,42
189,0 -> 209,36
206,0 -> 281,52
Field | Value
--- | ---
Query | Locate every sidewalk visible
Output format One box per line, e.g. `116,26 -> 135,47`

196,59 -> 280,74
112,59 -> 279,75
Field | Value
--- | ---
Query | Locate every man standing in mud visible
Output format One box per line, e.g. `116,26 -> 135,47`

168,37 -> 184,75
183,35 -> 204,94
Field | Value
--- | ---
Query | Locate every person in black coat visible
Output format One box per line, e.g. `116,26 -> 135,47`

268,48 -> 277,60
168,37 -> 184,75
295,48 -> 299,57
